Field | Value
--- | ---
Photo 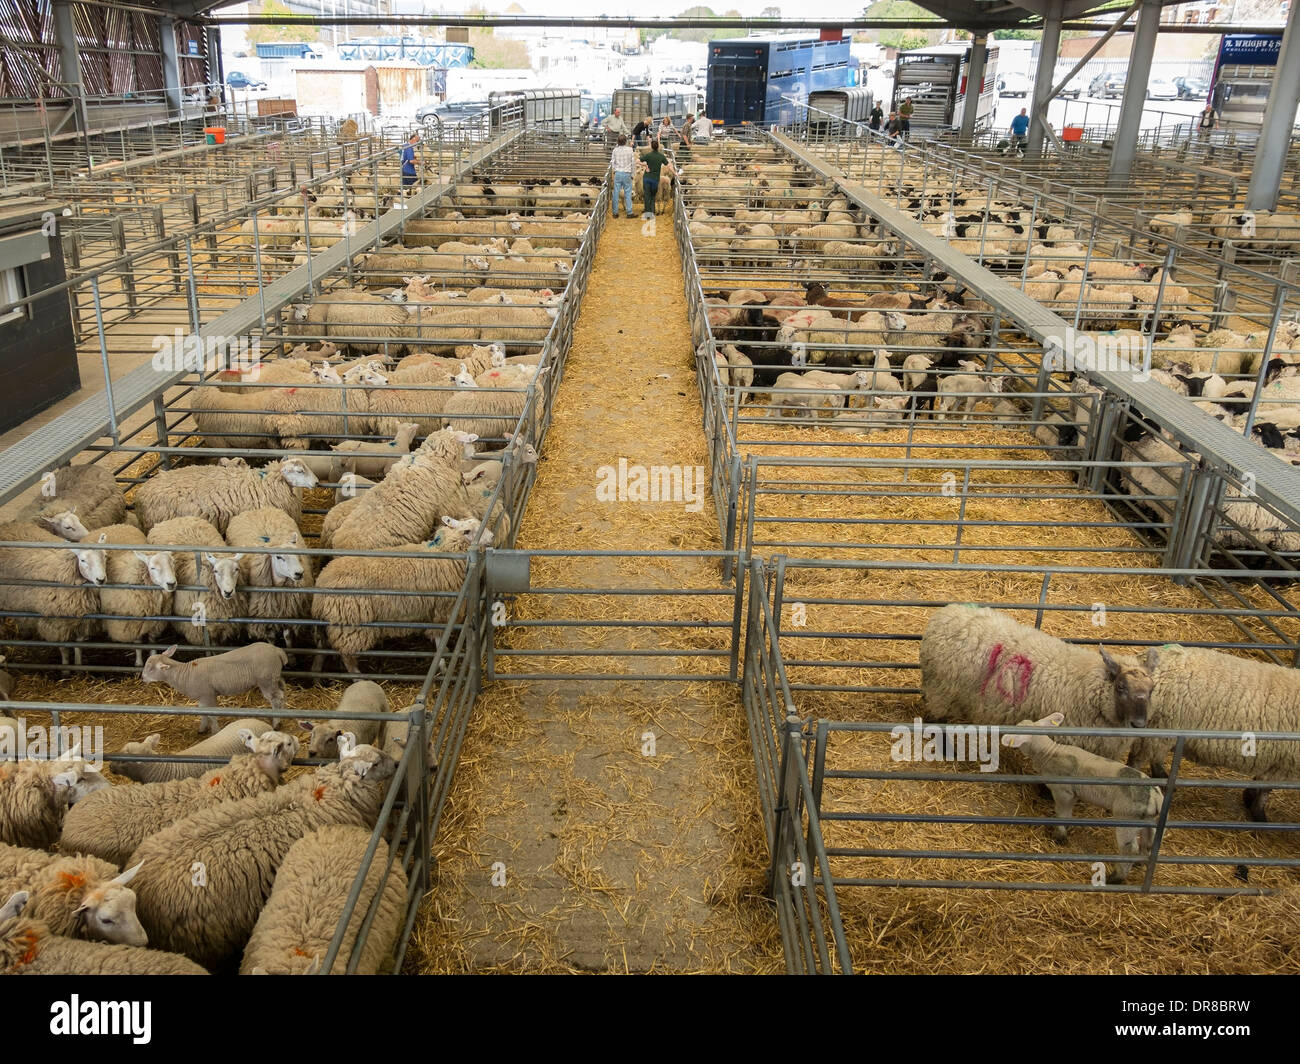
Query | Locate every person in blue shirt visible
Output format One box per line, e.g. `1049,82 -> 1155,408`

1009,108 -> 1030,149
400,132 -> 420,189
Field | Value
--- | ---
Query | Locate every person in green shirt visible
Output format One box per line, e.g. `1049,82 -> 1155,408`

898,96 -> 913,138
638,139 -> 677,218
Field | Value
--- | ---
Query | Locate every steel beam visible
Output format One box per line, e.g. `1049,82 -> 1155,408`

958,34 -> 989,145
1246,3 -> 1300,211
0,128 -> 524,508
769,129 -> 1300,528
52,1 -> 89,136
1026,0 -> 1063,160
159,16 -> 183,115
1108,0 -> 1162,185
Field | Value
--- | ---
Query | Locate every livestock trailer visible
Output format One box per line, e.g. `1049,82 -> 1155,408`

891,43 -> 999,132
488,89 -> 582,132
706,34 -> 851,127
610,88 -> 700,127
807,86 -> 875,133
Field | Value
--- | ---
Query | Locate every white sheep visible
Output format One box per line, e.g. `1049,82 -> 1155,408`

146,516 -> 244,647
0,891 -> 207,975
0,761 -> 76,848
86,523 -> 176,666
299,680 -> 390,758
140,641 -> 288,735
935,362 -> 1003,422
240,824 -> 408,975
0,844 -> 146,944
107,717 -> 272,782
224,507 -> 313,646
132,458 -> 318,535
1002,713 -> 1163,884
13,464 -> 126,542
0,522 -> 106,668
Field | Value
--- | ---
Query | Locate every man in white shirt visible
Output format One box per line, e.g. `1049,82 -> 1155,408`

602,107 -> 629,142
693,110 -> 712,143
610,134 -> 635,218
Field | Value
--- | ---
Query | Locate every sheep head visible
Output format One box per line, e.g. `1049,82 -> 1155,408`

1099,646 -> 1159,728
73,862 -> 147,947
131,549 -> 177,593
276,458 -> 319,489
202,552 -> 243,599
36,508 -> 89,542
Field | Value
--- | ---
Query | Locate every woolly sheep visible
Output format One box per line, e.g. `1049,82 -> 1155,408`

305,288 -> 415,353
0,844 -> 146,944
935,363 -> 1003,422
224,508 -> 313,645
188,386 -> 277,451
62,730 -> 299,868
23,753 -> 111,806
299,680 -> 390,757
0,522 -> 105,668
132,458 -> 318,535
87,523 -> 176,663
0,891 -> 208,975
240,825 -> 407,975
146,517 -> 243,646
15,464 -> 126,542
328,429 -> 470,551
313,519 -> 485,674
126,744 -> 397,970
1002,713 -> 1163,884
140,641 -> 288,735
331,422 -> 421,478
107,717 -> 272,782
770,372 -> 845,419
920,604 -> 1163,768
0,761 -> 76,848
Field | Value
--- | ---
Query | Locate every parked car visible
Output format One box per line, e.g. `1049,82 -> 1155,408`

226,71 -> 267,90
1147,77 -> 1178,101
997,71 -> 1031,98
1058,77 -> 1082,99
416,100 -> 489,125
1088,71 -> 1126,99
1174,75 -> 1209,100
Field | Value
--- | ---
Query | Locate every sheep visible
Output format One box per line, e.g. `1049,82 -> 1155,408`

299,680 -> 390,758
1002,713 -> 1163,884
0,891 -> 208,975
107,717 -> 272,782
410,302 -> 556,355
442,369 -> 533,442
145,517 -> 243,647
140,641 -> 288,735
0,761 -> 76,848
132,458 -> 318,536
240,824 -> 408,975
14,464 -> 125,542
0,844 -> 146,944
920,603 -> 1163,769
770,372 -> 845,419
790,222 -> 857,250
224,508 -> 313,646
313,519 -> 485,674
0,522 -> 105,668
80,523 -> 175,665
935,362 -> 1004,422
330,422 -> 421,478
328,428 -> 470,551
485,254 -> 572,291
126,744 -> 397,970
1148,209 -> 1193,242
334,474 -> 375,505
21,750 -> 110,807
720,344 -> 754,389
62,730 -> 299,868
304,288 -> 415,353
259,375 -> 382,449
188,385 -> 277,451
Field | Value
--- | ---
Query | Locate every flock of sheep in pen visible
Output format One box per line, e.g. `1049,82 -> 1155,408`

0,162 -> 608,974
680,139 -> 1300,556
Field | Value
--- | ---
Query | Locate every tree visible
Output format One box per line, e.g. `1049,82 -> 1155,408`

761,5 -> 782,17
862,1 -> 940,51
244,0 -> 317,46
463,5 -> 531,69
993,29 -> 1042,40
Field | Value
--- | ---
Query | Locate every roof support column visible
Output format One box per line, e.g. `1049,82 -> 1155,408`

52,0 -> 89,136
1025,1 -> 1063,160
205,26 -> 225,104
160,16 -> 183,116
1108,0 -> 1162,184
959,33 -> 989,145
1246,2 -> 1300,210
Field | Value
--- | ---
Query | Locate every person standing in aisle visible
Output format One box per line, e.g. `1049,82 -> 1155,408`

610,135 -> 635,219
692,109 -> 712,143
400,132 -> 420,191
869,102 -> 884,133
1009,107 -> 1030,151
1198,105 -> 1217,139
898,96 -> 913,139
639,138 -> 677,219
631,115 -> 654,146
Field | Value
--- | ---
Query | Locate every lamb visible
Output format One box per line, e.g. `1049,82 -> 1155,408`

14,464 -> 126,542
0,891 -> 208,975
140,641 -> 288,735
935,362 -> 1003,422
770,372 -> 845,419
0,844 -> 146,944
299,680 -> 390,757
84,523 -> 176,665
313,519 -> 485,673
62,730 -> 299,868
0,523 -> 106,668
0,761 -> 76,848
920,604 -> 1163,768
224,508 -> 313,645
240,825 -> 408,975
720,344 -> 754,389
328,428 -> 470,551
146,517 -> 244,646
331,422 -> 421,478
126,744 -> 397,969
1002,713 -> 1163,884
107,717 -> 272,782
132,458 -> 318,535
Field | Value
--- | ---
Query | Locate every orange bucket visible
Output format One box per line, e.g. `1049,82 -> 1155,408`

204,126 -> 227,145
1062,126 -> 1084,142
